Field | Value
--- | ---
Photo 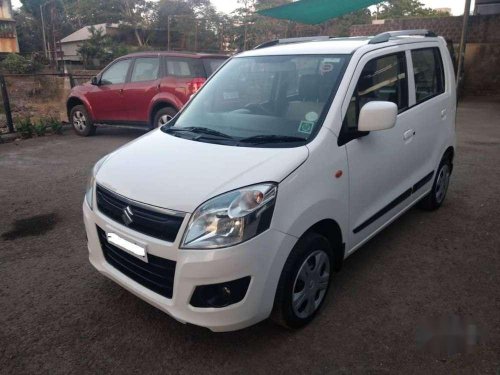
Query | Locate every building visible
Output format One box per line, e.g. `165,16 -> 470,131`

475,0 -> 500,15
59,23 -> 119,62
0,0 -> 19,53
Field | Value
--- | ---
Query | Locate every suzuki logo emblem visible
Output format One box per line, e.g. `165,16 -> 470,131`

122,206 -> 134,226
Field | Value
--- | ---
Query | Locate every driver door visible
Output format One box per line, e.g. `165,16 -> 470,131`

86,58 -> 132,122
341,48 -> 417,251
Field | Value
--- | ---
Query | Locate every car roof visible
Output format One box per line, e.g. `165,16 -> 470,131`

122,51 -> 228,59
238,36 -> 441,57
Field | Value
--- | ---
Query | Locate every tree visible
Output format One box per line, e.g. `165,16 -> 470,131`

14,9 -> 44,53
377,0 -> 450,19
77,26 -> 129,68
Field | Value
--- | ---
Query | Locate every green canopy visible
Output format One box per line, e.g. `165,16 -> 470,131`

258,0 -> 380,25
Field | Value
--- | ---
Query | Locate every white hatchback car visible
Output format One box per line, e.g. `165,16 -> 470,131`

83,30 -> 456,332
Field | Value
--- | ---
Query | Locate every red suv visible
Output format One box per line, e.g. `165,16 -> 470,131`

67,52 -> 228,136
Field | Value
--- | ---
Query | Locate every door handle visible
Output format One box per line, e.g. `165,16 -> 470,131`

441,109 -> 447,120
403,129 -> 415,141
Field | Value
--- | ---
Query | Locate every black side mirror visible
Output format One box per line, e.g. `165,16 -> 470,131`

91,76 -> 100,86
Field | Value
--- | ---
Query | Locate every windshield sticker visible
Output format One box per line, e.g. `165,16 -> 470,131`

223,91 -> 239,100
305,112 -> 319,122
298,121 -> 315,134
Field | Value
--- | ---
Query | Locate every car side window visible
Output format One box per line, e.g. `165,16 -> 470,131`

411,48 -> 445,104
166,58 -> 205,78
344,53 -> 408,130
131,57 -> 160,83
101,60 -> 131,85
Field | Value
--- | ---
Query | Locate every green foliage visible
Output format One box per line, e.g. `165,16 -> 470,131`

0,54 -> 42,74
47,117 -> 64,135
15,118 -> 34,139
33,122 -> 47,136
77,27 -> 130,68
375,0 -> 450,19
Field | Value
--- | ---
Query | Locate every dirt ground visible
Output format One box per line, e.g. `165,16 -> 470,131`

0,97 -> 499,374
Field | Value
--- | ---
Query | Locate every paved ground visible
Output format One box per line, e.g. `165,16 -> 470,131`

1,98 -> 499,374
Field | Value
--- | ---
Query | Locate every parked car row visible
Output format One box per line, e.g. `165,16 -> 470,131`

67,52 -> 228,136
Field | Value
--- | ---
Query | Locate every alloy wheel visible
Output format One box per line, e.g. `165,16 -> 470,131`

158,114 -> 173,127
73,111 -> 87,131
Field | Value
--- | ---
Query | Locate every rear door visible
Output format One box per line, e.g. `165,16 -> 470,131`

86,58 -> 132,122
404,44 -> 452,198
341,48 -> 417,250
122,56 -> 161,124
160,57 -> 207,105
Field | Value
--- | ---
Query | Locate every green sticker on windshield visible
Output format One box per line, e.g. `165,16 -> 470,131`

298,121 -> 315,134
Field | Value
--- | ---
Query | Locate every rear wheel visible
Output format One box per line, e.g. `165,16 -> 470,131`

153,107 -> 177,128
272,233 -> 333,329
70,105 -> 95,136
418,155 -> 452,211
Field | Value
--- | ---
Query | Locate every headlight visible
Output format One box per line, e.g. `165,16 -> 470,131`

181,183 -> 277,249
85,155 -> 109,210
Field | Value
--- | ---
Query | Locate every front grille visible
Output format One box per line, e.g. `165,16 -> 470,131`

96,185 -> 184,242
97,226 -> 176,299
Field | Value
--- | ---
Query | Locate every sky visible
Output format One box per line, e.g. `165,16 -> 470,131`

11,0 -> 475,16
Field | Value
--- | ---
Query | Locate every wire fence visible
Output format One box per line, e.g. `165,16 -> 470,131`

0,72 -> 93,134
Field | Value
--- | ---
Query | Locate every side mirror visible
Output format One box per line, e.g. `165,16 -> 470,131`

358,101 -> 398,132
91,76 -> 100,86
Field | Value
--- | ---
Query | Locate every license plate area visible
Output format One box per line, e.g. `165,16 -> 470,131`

106,232 -> 148,262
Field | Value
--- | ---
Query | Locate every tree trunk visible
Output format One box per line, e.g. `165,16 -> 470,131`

134,28 -> 144,46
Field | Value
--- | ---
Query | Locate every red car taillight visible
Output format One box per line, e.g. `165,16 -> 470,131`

187,78 -> 206,96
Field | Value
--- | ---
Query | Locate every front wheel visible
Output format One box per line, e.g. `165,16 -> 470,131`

272,233 -> 333,329
70,105 -> 95,136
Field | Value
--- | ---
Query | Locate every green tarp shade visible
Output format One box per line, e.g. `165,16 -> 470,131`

258,0 -> 380,25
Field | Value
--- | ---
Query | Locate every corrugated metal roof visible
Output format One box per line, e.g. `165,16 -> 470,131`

60,23 -> 119,44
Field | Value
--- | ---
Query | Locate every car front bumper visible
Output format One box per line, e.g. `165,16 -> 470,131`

83,200 -> 296,332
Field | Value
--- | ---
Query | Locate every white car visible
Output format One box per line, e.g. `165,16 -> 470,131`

83,30 -> 456,332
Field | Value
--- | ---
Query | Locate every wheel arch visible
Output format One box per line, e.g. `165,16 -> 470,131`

67,97 -> 91,121
302,219 -> 345,272
443,146 -> 455,173
149,100 -> 179,126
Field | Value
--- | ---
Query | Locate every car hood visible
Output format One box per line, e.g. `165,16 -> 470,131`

96,130 -> 309,213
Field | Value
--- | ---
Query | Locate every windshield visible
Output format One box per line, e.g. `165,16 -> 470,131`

164,54 -> 349,147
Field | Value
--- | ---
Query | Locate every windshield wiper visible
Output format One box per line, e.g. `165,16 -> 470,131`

165,126 -> 233,139
238,135 -> 307,145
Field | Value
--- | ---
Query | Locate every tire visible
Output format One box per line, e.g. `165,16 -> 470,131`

272,232 -> 333,329
153,107 -> 177,129
418,155 -> 452,211
70,105 -> 95,136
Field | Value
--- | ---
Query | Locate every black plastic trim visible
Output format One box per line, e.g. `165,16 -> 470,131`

190,276 -> 251,308
353,170 -> 435,234
412,171 -> 434,193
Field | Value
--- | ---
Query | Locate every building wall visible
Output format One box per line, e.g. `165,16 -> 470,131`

0,0 -> 19,53
61,42 -> 82,62
350,14 -> 500,43
350,15 -> 500,96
